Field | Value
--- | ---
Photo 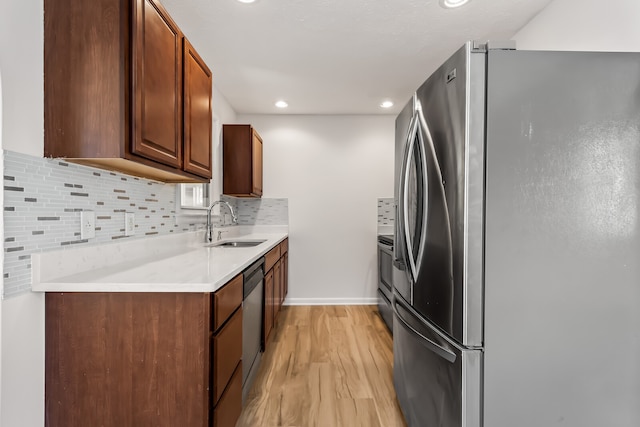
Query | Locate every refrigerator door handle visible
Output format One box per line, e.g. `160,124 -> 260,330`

400,113 -> 418,283
414,110 -> 430,279
393,298 -> 457,364
402,114 -> 426,284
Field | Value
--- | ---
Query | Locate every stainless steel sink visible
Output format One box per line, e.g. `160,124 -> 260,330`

205,240 -> 266,248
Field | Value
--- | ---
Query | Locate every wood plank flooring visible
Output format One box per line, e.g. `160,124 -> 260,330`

237,305 -> 407,427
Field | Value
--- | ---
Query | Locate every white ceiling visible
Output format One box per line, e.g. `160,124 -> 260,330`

162,0 -> 554,115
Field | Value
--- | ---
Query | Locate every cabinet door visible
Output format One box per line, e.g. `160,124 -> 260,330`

212,307 -> 242,405
212,274 -> 242,332
252,130 -> 263,196
213,363 -> 242,427
282,253 -> 288,300
263,269 -> 274,346
274,260 -> 281,318
45,292 -> 210,427
132,0 -> 183,168
183,38 -> 212,179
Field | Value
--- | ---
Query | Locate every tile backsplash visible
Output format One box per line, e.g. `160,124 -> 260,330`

2,150 -> 193,298
2,150 -> 290,298
235,198 -> 289,225
378,198 -> 395,226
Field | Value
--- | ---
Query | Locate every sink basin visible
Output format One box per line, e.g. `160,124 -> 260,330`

205,240 -> 266,248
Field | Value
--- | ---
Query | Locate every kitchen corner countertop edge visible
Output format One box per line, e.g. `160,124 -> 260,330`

31,231 -> 288,293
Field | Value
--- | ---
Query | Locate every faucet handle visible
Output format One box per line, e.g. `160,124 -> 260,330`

217,230 -> 230,241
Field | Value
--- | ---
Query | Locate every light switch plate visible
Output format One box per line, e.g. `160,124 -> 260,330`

80,211 -> 96,239
125,212 -> 135,236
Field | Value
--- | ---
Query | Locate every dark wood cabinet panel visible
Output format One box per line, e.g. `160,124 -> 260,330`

263,269 -> 274,346
279,238 -> 289,306
212,307 -> 243,405
45,292 -> 210,427
283,252 -> 289,300
252,130 -> 263,196
132,0 -> 183,167
274,259 -> 282,318
183,38 -> 213,179
263,239 -> 289,349
213,363 -> 243,427
44,0 -> 129,160
212,273 -> 243,332
223,124 -> 264,197
44,0 -> 212,183
264,244 -> 281,272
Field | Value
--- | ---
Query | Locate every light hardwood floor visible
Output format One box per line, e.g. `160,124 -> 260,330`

237,305 -> 407,427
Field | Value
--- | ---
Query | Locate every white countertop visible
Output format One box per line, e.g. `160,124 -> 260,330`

31,227 -> 288,293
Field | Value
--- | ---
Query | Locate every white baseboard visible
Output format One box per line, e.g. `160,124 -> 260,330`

283,297 -> 378,306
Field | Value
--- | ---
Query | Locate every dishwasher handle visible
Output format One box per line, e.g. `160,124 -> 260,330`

243,268 -> 264,300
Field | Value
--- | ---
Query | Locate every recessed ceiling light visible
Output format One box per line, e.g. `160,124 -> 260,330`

440,0 -> 470,8
380,100 -> 394,109
237,0 -> 256,3
275,100 -> 288,108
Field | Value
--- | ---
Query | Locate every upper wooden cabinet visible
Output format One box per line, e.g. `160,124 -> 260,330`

183,39 -> 213,178
44,0 -> 213,183
223,124 -> 263,197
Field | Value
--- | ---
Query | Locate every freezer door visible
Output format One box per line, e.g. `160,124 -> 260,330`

408,43 -> 486,347
393,294 -> 482,427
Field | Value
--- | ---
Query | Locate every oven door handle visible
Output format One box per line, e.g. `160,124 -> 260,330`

378,241 -> 393,252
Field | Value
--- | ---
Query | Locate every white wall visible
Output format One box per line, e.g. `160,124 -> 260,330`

514,0 -> 640,51
0,1 -> 45,425
238,115 -> 395,304
0,0 -> 43,157
211,86 -> 237,203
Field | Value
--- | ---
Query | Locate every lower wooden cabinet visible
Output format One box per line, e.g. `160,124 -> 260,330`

263,268 -> 274,347
263,238 -> 289,347
282,252 -> 289,301
45,276 -> 243,427
213,307 -> 242,404
274,259 -> 282,318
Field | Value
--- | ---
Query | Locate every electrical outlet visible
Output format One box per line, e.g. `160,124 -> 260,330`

80,211 -> 96,239
125,212 -> 135,236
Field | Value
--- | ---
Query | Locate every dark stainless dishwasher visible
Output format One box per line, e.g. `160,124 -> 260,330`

242,258 -> 264,403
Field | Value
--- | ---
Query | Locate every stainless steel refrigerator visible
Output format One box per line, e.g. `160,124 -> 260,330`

392,41 -> 640,427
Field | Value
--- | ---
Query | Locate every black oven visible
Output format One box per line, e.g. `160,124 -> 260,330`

377,234 -> 394,332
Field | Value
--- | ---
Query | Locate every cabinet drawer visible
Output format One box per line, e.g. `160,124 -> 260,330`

213,362 -> 242,427
280,238 -> 288,255
213,307 -> 242,405
264,245 -> 281,272
212,274 -> 243,332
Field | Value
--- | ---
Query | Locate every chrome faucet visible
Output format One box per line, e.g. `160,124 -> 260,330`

205,200 -> 238,242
